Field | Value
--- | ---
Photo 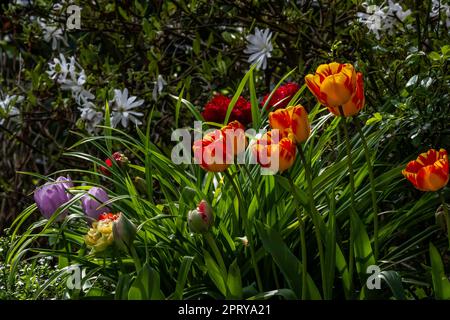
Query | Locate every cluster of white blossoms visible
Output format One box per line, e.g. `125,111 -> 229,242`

430,0 -> 450,28
47,53 -> 102,133
244,28 -> 273,71
47,53 -> 157,131
357,1 -> 412,39
37,1 -> 69,50
0,94 -> 24,125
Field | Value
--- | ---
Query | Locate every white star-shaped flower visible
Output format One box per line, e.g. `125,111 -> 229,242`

110,88 -> 145,128
0,94 -> 23,125
244,28 -> 273,71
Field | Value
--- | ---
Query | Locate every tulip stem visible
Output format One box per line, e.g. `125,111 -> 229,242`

339,110 -> 356,295
297,145 -> 326,297
60,227 -> 71,265
354,119 -> 379,260
224,169 -> 263,292
296,209 -> 308,300
129,245 -> 142,272
205,232 -> 227,276
438,191 -> 450,250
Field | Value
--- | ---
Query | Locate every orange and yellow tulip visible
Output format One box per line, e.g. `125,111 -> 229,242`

252,130 -> 297,173
269,105 -> 310,144
193,129 -> 231,172
220,120 -> 247,156
402,148 -> 449,192
193,120 -> 246,172
305,62 -> 365,117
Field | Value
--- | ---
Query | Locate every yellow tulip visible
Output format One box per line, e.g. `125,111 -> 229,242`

305,62 -> 365,117
269,105 -> 310,144
252,130 -> 297,173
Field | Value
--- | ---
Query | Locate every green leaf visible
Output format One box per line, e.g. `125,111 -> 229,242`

203,249 -> 227,296
379,271 -> 406,300
193,33 -> 201,56
175,86 -> 185,128
323,192 -> 336,300
226,259 -> 243,299
104,101 -> 112,152
249,71 -> 261,129
405,75 -> 418,88
169,94 -> 203,122
351,211 -> 376,282
128,262 -> 164,300
115,274 -> 133,300
223,65 -> 255,124
365,112 -> 383,126
429,242 -> 450,300
247,289 -> 297,300
428,51 -> 441,61
173,256 -> 194,300
256,221 -> 321,299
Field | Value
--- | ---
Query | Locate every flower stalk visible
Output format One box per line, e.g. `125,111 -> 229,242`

297,145 -> 326,297
204,232 -> 227,275
224,169 -> 263,292
339,107 -> 356,293
354,119 -> 379,260
439,191 -> 450,250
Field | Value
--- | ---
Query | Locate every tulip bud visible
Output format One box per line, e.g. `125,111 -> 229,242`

99,151 -> 129,176
435,204 -> 448,231
112,212 -> 137,251
187,200 -> 214,234
134,176 -> 148,195
81,187 -> 110,220
112,151 -> 129,166
34,176 -> 73,220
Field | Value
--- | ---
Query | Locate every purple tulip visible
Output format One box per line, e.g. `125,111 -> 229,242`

56,176 -> 73,190
34,176 -> 73,220
81,187 -> 110,219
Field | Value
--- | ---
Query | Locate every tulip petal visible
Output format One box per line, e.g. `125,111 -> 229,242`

320,72 -> 353,107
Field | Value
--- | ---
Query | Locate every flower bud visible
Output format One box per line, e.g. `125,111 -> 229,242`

112,212 -> 137,251
34,176 -> 73,220
81,187 -> 110,220
187,200 -> 214,234
112,151 -> 129,166
134,176 -> 148,195
99,151 -> 129,176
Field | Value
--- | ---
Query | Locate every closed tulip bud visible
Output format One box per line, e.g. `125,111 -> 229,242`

112,212 -> 137,251
112,151 -> 129,166
34,176 -> 73,220
187,200 -> 214,234
305,62 -> 365,117
435,204 -> 448,231
81,187 -> 110,220
134,176 -> 148,195
402,148 -> 449,192
269,105 -> 310,144
99,151 -> 128,176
